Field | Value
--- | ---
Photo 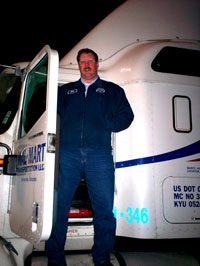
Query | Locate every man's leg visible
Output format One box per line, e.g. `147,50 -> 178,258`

85,149 -> 116,266
45,149 -> 82,265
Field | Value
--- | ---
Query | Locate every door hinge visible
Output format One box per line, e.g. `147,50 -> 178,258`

32,202 -> 39,224
47,133 -> 56,153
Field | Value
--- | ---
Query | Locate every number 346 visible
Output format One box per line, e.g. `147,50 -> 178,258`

126,207 -> 149,224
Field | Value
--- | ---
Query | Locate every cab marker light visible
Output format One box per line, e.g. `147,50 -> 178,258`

0,158 -> 4,167
47,133 -> 56,153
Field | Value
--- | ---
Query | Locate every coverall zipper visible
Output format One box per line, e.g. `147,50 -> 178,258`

80,87 -> 88,147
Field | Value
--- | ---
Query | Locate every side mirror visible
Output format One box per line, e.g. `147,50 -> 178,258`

3,155 -> 17,175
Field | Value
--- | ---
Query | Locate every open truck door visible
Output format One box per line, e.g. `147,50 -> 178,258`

8,45 -> 58,244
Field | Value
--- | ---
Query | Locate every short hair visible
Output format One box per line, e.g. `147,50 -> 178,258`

77,48 -> 99,62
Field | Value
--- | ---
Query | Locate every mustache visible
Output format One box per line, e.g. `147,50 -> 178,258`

84,67 -> 92,71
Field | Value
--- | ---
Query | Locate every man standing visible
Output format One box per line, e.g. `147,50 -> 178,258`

45,48 -> 134,266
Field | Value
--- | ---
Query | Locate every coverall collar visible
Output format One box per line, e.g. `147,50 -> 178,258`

75,77 -> 103,88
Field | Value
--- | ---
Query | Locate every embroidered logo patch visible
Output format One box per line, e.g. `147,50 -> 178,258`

67,89 -> 78,95
96,88 -> 105,94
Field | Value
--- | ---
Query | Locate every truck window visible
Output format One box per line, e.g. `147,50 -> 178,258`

0,70 -> 21,134
151,46 -> 200,77
19,55 -> 48,138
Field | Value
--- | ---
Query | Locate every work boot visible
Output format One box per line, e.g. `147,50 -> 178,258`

47,261 -> 67,266
95,262 -> 114,266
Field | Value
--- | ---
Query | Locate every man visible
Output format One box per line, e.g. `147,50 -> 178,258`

45,48 -> 134,266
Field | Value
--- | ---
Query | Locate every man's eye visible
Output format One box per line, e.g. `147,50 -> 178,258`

80,60 -> 95,64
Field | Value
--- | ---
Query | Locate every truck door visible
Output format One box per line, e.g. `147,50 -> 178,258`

9,45 -> 59,244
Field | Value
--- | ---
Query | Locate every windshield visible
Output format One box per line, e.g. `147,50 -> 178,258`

0,69 -> 21,134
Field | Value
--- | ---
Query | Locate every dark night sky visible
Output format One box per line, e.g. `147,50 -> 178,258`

1,1 -> 125,65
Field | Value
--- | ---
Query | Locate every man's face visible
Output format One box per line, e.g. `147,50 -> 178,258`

78,52 -> 99,82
